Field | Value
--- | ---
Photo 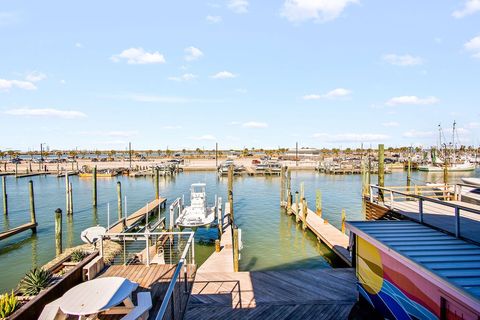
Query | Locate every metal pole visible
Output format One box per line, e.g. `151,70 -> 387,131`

455,207 -> 460,238
419,199 -> 424,223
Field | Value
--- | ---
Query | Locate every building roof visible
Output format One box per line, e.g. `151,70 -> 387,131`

347,220 -> 480,302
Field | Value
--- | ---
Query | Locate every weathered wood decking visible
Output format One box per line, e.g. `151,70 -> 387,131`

185,268 -> 357,320
98,264 -> 196,319
0,222 -> 37,241
290,203 -> 351,266
107,198 -> 166,233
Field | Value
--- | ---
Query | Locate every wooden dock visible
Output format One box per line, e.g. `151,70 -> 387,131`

15,172 -> 47,179
99,264 -> 196,319
197,205 -> 233,273
185,268 -> 357,320
107,198 -> 166,234
0,222 -> 37,241
290,203 -> 351,266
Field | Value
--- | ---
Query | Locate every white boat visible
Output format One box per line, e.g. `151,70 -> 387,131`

175,183 -> 216,228
462,177 -> 480,186
418,162 -> 475,172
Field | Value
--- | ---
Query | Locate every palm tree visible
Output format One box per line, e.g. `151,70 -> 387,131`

166,149 -> 173,157
0,151 -> 5,160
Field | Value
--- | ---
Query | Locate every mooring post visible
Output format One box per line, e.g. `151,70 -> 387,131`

378,144 -> 385,202
228,164 -> 234,223
55,208 -> 62,256
302,198 -> 308,230
407,156 -> 412,192
2,176 -> 7,215
69,182 -> 73,215
28,180 -> 37,232
92,166 -> 97,207
341,209 -> 346,234
316,189 -> 322,217
280,166 -> 285,207
233,225 -> 239,272
65,171 -> 70,215
155,168 -> 159,200
15,163 -> 18,177
117,181 -> 123,221
215,239 -> 220,252
295,191 -> 300,223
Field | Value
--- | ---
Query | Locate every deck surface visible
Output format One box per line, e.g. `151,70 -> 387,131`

291,203 -> 351,266
382,199 -> 480,243
98,263 -> 196,319
107,198 -> 165,233
185,268 -> 356,320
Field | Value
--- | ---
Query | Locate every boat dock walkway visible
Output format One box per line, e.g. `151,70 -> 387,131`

107,198 -> 166,233
290,203 -> 351,266
185,268 -> 357,320
0,222 -> 37,241
197,205 -> 233,273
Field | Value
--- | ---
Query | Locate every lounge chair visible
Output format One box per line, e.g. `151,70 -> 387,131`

121,292 -> 152,320
38,298 -> 67,320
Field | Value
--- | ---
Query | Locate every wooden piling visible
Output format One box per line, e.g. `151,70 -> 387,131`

228,165 -> 234,223
68,182 -> 73,215
215,239 -> 221,252
280,166 -> 286,206
316,190 -> 322,217
55,208 -> 62,256
65,172 -> 70,215
302,198 -> 308,230
233,226 -> 239,272
117,181 -> 123,221
92,166 -> 97,207
155,168 -> 159,199
295,191 -> 300,223
2,176 -> 7,215
28,180 -> 37,232
378,144 -> 385,202
407,156 -> 412,191
15,163 -> 18,177
341,209 -> 346,234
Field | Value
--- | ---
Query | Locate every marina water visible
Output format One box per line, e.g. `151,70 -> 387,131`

1,169 -> 479,292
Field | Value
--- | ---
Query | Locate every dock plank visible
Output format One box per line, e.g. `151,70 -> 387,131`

107,198 -> 166,233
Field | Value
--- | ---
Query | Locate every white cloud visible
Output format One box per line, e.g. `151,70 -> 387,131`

168,73 -> 198,82
466,122 -> 480,129
127,94 -> 192,103
242,121 -> 268,128
25,71 -> 47,82
313,133 -> 389,143
163,125 -> 182,130
0,78 -> 37,91
228,0 -> 249,13
303,88 -> 351,100
111,47 -> 166,64
184,46 -> 203,61
206,15 -> 222,23
382,54 -> 423,66
4,108 -> 86,119
211,71 -> 237,79
382,121 -> 399,127
402,130 -> 434,138
75,42 -> 83,48
60,79 -> 66,85
464,35 -> 480,59
386,96 -> 439,106
453,0 -> 480,18
281,0 -> 357,23
191,134 -> 216,141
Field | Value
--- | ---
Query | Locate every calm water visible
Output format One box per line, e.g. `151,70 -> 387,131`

0,169 -> 478,292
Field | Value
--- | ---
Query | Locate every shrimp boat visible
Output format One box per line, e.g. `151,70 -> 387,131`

175,183 -> 217,228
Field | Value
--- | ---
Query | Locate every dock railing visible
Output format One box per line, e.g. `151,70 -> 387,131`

369,184 -> 480,242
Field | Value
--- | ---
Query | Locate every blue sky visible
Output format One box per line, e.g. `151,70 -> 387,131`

1,0 -> 480,151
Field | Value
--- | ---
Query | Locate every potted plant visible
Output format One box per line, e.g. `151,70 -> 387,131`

17,268 -> 53,298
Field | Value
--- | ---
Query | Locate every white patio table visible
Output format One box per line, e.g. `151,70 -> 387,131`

59,277 -> 138,319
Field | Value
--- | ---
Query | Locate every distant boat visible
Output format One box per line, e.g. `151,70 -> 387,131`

418,162 -> 475,172
79,169 -> 118,178
175,183 -> 216,228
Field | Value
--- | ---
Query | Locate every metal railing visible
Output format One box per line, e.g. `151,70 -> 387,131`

369,184 -> 480,241
155,232 -> 195,320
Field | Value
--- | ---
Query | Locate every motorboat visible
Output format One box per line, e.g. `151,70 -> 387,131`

175,183 -> 216,228
461,177 -> 480,186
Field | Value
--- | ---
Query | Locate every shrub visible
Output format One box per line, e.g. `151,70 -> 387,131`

70,250 -> 88,263
18,268 -> 52,296
0,291 -> 19,318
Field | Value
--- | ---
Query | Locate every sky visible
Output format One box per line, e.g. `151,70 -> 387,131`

1,0 -> 480,151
